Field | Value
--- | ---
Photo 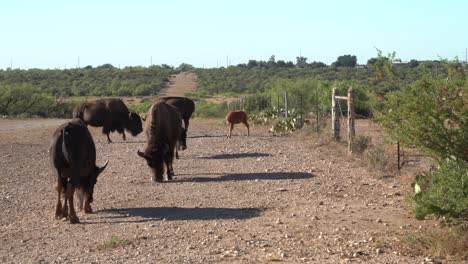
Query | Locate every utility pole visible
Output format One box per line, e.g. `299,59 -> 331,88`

77,56 -> 80,68
226,56 -> 228,67
465,48 -> 467,64
150,56 -> 153,66
10,58 -> 12,69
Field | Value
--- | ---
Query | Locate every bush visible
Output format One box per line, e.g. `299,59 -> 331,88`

193,101 -> 228,118
378,76 -> 467,162
0,84 -> 82,118
127,101 -> 152,114
364,145 -> 395,173
414,160 -> 468,220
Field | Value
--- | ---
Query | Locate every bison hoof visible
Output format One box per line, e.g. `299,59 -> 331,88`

69,216 -> 80,224
84,205 -> 93,214
55,212 -> 63,220
152,177 -> 163,182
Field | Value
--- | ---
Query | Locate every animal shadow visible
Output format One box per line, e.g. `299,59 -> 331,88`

200,152 -> 272,159
176,172 -> 313,182
99,207 -> 261,221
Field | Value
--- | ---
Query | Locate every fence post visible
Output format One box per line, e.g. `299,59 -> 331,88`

277,94 -> 280,116
300,95 -> 303,128
284,91 -> 289,119
347,87 -> 355,154
315,86 -> 319,132
332,88 -> 340,140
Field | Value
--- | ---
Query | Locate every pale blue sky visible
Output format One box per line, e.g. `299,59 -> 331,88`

1,0 -> 467,69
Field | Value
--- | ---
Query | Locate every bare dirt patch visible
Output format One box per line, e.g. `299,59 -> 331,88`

159,72 -> 197,97
0,118 -> 443,263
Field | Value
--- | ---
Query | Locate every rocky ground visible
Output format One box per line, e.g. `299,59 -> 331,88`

0,117 -> 448,263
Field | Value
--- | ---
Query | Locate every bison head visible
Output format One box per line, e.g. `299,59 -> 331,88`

137,145 -> 169,182
77,160 -> 109,212
126,112 -> 143,136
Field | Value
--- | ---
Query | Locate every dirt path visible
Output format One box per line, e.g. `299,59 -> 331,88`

159,72 -> 197,97
0,119 -> 439,263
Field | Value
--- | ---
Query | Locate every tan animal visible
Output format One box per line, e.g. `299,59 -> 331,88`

225,111 -> 250,138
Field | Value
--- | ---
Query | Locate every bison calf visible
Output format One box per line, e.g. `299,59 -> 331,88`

49,118 -> 108,223
225,111 -> 250,138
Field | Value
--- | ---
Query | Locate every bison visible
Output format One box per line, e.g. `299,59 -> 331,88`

49,118 -> 108,223
160,96 -> 195,134
73,98 -> 143,143
138,101 -> 183,182
225,111 -> 250,138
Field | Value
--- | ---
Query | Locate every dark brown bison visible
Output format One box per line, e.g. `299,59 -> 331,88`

160,97 -> 195,133
225,111 -> 250,138
138,101 -> 183,182
49,118 -> 108,223
73,98 -> 143,143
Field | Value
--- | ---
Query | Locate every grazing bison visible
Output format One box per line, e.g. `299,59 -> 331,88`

225,111 -> 250,138
138,101 -> 183,182
160,97 -> 195,134
49,118 -> 108,223
73,98 -> 143,143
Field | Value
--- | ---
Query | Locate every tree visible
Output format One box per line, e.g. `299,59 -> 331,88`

267,55 -> 276,68
247,60 -> 258,68
333,55 -> 357,67
296,56 -> 308,68
177,63 -> 194,72
309,61 -> 327,68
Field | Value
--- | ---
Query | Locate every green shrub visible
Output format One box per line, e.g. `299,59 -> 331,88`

378,76 -> 467,162
102,235 -> 131,249
269,108 -> 302,133
127,101 -> 152,114
193,101 -> 228,118
414,160 -> 468,220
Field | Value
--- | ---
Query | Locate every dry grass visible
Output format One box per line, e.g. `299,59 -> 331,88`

399,225 -> 468,260
100,235 -> 132,250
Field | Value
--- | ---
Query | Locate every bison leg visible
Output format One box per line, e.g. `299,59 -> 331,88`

184,118 -> 190,132
54,180 -> 63,220
83,197 -> 93,214
106,133 -> 112,143
175,149 -> 179,159
66,183 -> 79,224
117,128 -> 126,141
103,127 -> 113,143
243,121 -> 250,136
227,123 -> 234,138
166,151 -> 175,180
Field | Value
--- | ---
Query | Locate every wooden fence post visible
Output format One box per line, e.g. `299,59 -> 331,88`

332,88 -> 340,140
277,94 -> 280,116
284,91 -> 289,119
315,85 -> 319,132
300,95 -> 303,128
347,88 -> 355,154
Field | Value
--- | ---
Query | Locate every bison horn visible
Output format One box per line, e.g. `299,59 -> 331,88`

96,160 -> 109,176
137,149 -> 146,159
141,115 -> 146,121
129,112 -> 133,118
101,160 -> 109,169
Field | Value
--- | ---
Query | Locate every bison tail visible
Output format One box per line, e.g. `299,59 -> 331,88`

61,125 -> 73,164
